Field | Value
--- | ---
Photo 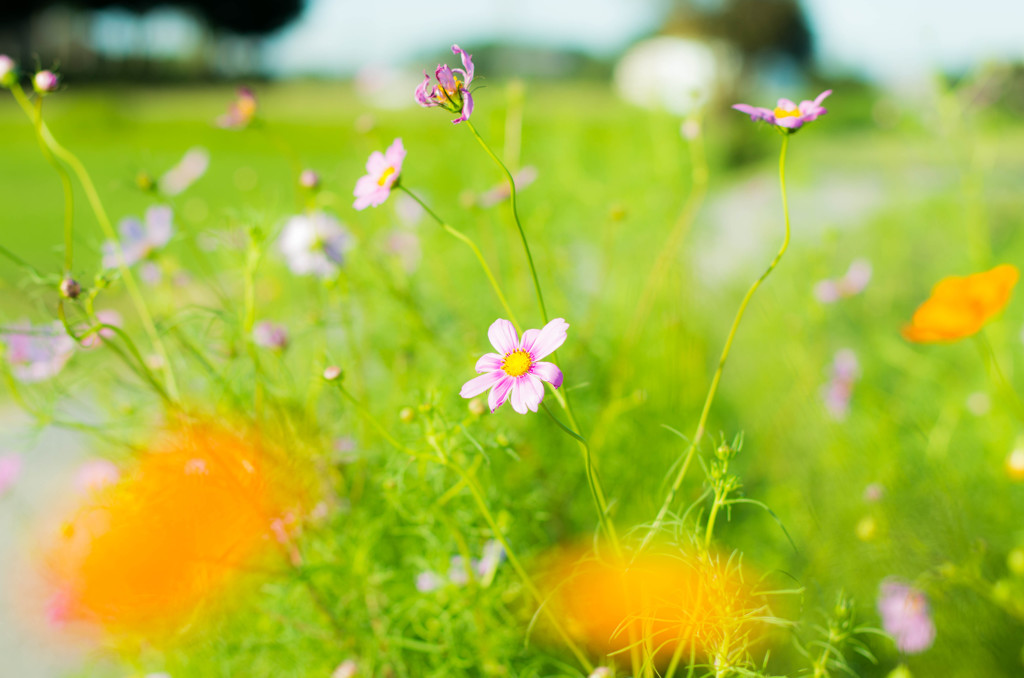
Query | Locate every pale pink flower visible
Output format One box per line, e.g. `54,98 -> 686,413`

415,44 -> 475,124
477,166 -> 538,208
75,459 -> 120,494
33,70 -> 58,93
733,90 -> 831,132
217,87 -> 257,129
822,349 -> 859,420
299,169 -> 320,189
101,205 -> 173,269
878,580 -> 936,654
332,659 -> 358,678
863,482 -> 885,503
159,147 -> 210,196
253,321 -> 289,351
0,453 -> 22,494
460,318 -> 567,414
0,55 -> 16,87
814,259 -> 872,303
1,320 -> 75,382
353,138 -> 405,210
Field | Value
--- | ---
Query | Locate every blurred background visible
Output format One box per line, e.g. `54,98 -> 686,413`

5,1 -> 1024,677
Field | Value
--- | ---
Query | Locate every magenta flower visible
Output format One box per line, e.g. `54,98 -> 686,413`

217,87 -> 257,129
0,453 -> 21,495
415,44 -> 475,124
253,320 -> 289,351
460,318 -> 567,414
878,580 -> 936,654
732,90 -> 831,132
1,320 -> 75,382
353,138 -> 405,210
159,147 -> 210,196
102,205 -> 174,270
814,259 -> 872,303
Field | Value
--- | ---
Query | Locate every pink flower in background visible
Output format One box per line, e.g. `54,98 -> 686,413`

1,321 -> 75,382
0,55 -> 16,87
217,87 -> 257,129
878,580 -> 936,654
353,138 -> 405,210
102,205 -> 173,269
33,70 -> 58,93
415,44 -> 475,124
0,453 -> 22,494
75,459 -> 120,494
159,147 -> 210,196
278,211 -> 352,278
387,230 -> 421,274
299,169 -> 320,190
253,321 -> 289,351
822,349 -> 859,420
460,318 -> 568,414
332,659 -> 358,678
477,166 -> 538,208
732,90 -> 831,131
815,259 -> 872,303
80,309 -> 123,349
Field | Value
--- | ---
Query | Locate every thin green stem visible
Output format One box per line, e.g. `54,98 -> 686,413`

30,97 -> 76,275
465,120 -> 548,323
399,185 -> 520,331
976,333 -> 1024,424
9,83 -> 179,402
642,134 -> 792,549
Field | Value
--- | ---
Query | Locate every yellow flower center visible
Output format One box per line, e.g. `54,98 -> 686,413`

502,349 -> 532,377
377,166 -> 396,187
773,106 -> 800,119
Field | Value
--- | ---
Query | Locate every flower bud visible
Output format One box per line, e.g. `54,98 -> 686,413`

0,55 -> 16,88
468,398 -> 485,416
323,365 -> 343,381
59,277 -> 82,300
34,70 -> 58,94
399,407 -> 415,423
299,169 -> 320,190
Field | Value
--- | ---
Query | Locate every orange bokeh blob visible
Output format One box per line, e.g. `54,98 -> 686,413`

43,421 -> 300,634
902,264 -> 1018,343
539,544 -> 767,664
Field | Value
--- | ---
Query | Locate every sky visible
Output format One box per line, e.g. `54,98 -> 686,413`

260,0 -> 1024,82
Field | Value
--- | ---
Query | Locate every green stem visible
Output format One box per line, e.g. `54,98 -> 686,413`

642,134 -> 792,549
465,120 -> 548,323
9,83 -> 179,402
399,185 -> 520,331
976,333 -> 1024,424
30,97 -> 76,275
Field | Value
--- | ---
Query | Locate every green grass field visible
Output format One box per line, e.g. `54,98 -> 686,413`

2,78 -> 1024,677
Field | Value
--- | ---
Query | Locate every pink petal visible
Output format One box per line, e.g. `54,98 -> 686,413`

509,380 -> 528,414
461,370 -> 503,399
475,352 -> 503,372
521,317 -> 568,360
384,138 -> 406,170
488,375 -> 514,412
487,318 -> 519,355
776,98 -> 797,110
521,374 -> 544,412
365,150 -> 387,175
531,361 -> 562,388
814,89 -> 833,106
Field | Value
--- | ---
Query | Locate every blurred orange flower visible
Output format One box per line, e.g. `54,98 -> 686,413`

539,544 -> 767,665
902,264 -> 1018,343
43,421 -> 301,634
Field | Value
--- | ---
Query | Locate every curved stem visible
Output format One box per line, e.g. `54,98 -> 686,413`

30,97 -> 76,275
465,120 -> 548,323
642,134 -> 792,549
399,185 -> 520,331
9,84 -> 179,402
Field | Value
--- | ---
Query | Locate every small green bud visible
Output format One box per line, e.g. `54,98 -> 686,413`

399,407 -> 415,423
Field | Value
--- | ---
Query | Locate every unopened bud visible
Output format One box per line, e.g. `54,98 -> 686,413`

323,365 -> 342,381
34,70 -> 58,94
299,169 -> 320,190
136,171 -> 155,192
399,407 -> 415,423
59,277 -> 81,299
0,55 -> 16,88
468,398 -> 485,416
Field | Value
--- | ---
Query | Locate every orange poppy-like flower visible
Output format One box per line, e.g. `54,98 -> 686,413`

902,264 -> 1019,343
42,421 -> 302,635
538,544 -> 768,665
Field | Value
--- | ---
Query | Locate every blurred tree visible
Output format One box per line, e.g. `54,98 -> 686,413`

665,0 -> 813,65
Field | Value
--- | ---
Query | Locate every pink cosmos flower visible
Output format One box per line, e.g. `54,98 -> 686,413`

299,169 -> 320,190
822,349 -> 859,421
159,147 -> 210,196
460,318 -> 567,414
34,70 -> 58,93
0,453 -> 22,495
217,87 -> 257,129
253,321 -> 289,351
1,321 -> 75,382
732,90 -> 831,131
415,44 -> 475,124
102,205 -> 173,269
477,166 -> 538,208
75,459 -> 120,494
353,138 -> 405,210
877,580 -> 936,654
814,259 -> 872,303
